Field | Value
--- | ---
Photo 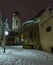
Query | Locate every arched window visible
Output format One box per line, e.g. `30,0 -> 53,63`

16,20 -> 18,26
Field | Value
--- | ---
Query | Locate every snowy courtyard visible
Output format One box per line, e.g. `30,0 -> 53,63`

0,46 -> 53,65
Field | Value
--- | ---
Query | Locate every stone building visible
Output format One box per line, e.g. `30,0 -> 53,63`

22,8 -> 53,53
22,18 -> 40,49
22,20 -> 34,48
33,18 -> 40,49
12,11 -> 21,45
12,11 -> 21,31
5,11 -> 21,46
39,8 -> 53,52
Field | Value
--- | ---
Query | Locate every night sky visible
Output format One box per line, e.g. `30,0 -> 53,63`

0,0 -> 53,26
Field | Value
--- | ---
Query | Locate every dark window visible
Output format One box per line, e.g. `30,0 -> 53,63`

15,32 -> 18,36
51,47 -> 53,53
46,26 -> 51,32
16,20 -> 18,25
8,37 -> 10,41
12,38 -> 14,41
30,32 -> 33,38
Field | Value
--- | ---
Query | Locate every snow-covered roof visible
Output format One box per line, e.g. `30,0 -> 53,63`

34,19 -> 40,24
22,18 -> 40,28
22,20 -> 34,26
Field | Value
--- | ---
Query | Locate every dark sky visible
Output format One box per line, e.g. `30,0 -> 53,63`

0,0 -> 53,26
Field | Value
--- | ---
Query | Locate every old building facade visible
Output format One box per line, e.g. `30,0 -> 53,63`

22,18 -> 40,49
21,8 -> 53,53
3,11 -> 21,46
39,8 -> 53,52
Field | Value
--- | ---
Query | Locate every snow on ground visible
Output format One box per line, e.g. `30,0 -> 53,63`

0,46 -> 53,65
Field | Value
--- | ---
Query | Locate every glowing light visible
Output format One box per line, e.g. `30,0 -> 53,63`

21,39 -> 24,41
4,31 -> 9,36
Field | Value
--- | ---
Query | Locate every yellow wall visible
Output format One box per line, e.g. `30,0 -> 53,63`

39,8 -> 53,52
12,15 -> 21,31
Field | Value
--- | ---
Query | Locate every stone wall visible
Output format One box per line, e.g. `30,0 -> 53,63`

39,8 -> 53,52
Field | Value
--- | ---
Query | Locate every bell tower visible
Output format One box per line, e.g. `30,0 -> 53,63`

12,11 -> 21,45
12,11 -> 21,31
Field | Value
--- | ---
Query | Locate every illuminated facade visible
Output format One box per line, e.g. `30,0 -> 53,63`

22,18 -> 40,49
5,8 -> 53,52
12,12 -> 21,31
12,11 -> 21,45
39,8 -> 53,52
21,8 -> 53,53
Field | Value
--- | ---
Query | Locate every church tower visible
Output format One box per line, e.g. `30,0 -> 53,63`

12,11 -> 21,45
12,11 -> 21,31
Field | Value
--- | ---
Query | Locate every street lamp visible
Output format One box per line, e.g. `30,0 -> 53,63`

3,31 -> 9,53
4,31 -> 9,36
3,18 -> 9,53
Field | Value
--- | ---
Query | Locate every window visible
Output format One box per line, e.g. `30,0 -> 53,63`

30,32 -> 33,38
51,47 -> 53,53
16,20 -> 18,25
46,26 -> 51,32
15,32 -> 18,36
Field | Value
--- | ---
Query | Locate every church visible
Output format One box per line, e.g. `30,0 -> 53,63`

21,8 -> 53,53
